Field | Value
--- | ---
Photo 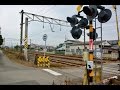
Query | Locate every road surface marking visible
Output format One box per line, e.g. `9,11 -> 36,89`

43,69 -> 62,76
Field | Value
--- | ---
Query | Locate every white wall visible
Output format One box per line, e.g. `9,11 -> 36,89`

65,44 -> 100,55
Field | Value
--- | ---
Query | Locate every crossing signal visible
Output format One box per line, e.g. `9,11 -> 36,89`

78,18 -> 88,29
83,5 -> 98,21
70,26 -> 82,39
67,15 -> 78,27
98,9 -> 112,23
0,35 -> 3,45
67,15 -> 88,40
87,28 -> 98,41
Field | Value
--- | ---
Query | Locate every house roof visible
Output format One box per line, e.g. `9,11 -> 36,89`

68,40 -> 106,46
64,40 -> 82,44
56,46 -> 65,50
56,40 -> 119,51
31,43 -> 55,48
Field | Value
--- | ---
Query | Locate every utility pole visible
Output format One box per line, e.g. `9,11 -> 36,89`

44,39 -> 46,57
113,5 -> 120,58
65,35 -> 67,55
113,5 -> 119,45
24,17 -> 28,61
94,17 -> 97,83
113,5 -> 120,74
84,28 -> 85,49
43,34 -> 47,57
30,39 -> 31,50
20,10 -> 24,53
100,22 -> 103,81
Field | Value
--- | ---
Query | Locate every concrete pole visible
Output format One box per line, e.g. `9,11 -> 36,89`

24,17 -> 28,61
44,40 -> 46,57
94,17 -> 97,83
100,22 -> 103,81
65,35 -> 67,55
29,39 -> 31,51
20,10 -> 24,53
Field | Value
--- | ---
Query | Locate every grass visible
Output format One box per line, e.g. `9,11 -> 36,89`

3,50 -> 37,68
3,49 -> 67,68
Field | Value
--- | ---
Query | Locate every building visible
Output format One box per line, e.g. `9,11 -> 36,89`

57,40 -> 106,55
56,39 -> 119,59
30,43 -> 55,52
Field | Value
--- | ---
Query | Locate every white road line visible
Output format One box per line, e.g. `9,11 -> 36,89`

103,69 -> 119,75
103,67 -> 118,71
43,69 -> 62,76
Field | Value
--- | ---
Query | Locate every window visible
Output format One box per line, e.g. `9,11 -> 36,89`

66,45 -> 70,48
76,49 -> 79,54
71,49 -> 75,54
66,49 -> 70,52
103,49 -> 108,53
108,51 -> 112,54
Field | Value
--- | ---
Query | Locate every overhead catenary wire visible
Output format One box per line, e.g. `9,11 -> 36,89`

38,5 -> 55,15
41,5 -> 56,15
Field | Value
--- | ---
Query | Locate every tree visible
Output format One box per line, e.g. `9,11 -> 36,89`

55,43 -> 63,50
14,45 -> 20,51
0,35 -> 3,45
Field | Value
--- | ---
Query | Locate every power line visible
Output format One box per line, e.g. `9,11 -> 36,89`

41,5 -> 56,15
40,5 -> 55,15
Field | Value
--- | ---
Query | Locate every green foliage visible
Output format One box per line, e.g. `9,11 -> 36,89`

55,50 -> 65,55
14,45 -> 20,51
55,43 -> 63,49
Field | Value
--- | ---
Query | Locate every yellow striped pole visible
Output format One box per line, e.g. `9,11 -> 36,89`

24,35 -> 28,48
87,20 -> 94,84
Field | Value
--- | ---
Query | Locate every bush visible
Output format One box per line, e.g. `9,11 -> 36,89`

55,50 -> 65,55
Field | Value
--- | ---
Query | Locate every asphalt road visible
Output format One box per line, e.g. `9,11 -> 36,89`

0,50 -> 120,85
0,50 -> 62,85
0,50 -> 83,85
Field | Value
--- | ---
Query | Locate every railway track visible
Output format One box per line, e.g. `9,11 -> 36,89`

50,57 -> 85,67
28,51 -> 118,67
28,52 -> 85,67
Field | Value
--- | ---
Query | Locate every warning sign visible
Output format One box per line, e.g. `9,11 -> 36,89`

87,61 -> 94,70
118,41 -> 120,46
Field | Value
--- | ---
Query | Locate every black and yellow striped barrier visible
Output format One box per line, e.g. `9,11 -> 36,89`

36,55 -> 50,68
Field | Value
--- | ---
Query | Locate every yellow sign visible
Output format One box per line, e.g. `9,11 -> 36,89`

37,56 -> 50,67
118,41 -> 120,46
76,5 -> 83,12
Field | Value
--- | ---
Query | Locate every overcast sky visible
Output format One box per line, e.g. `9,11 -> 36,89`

0,5 -> 120,47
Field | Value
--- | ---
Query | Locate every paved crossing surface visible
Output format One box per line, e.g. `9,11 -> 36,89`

0,50 -> 120,85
